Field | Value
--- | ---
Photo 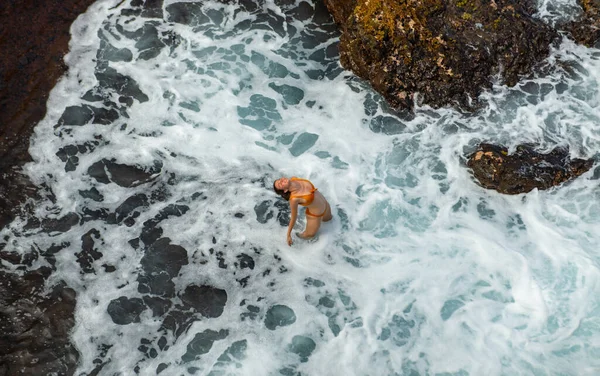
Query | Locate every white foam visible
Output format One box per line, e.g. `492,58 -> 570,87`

3,0 -> 600,374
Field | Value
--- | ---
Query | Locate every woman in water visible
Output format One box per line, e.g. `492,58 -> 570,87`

273,176 -> 333,246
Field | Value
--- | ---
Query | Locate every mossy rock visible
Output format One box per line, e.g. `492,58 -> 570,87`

467,143 -> 594,194
565,0 -> 600,47
324,0 -> 559,111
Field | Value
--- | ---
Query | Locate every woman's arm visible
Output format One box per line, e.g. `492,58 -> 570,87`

287,199 -> 299,246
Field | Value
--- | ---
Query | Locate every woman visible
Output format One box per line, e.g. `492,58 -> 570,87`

273,176 -> 333,246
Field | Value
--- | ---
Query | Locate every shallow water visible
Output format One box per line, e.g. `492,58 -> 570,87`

3,0 -> 600,375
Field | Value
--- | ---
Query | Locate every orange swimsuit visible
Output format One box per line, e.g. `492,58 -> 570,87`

290,177 -> 325,217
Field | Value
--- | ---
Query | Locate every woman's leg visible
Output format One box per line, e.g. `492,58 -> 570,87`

297,212 -> 321,239
323,202 -> 333,222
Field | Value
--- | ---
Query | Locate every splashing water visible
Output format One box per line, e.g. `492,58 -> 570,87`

3,0 -> 600,375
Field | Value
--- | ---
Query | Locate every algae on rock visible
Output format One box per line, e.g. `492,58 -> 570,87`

324,0 -> 559,110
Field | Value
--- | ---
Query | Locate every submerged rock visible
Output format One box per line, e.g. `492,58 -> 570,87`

181,329 -> 229,363
180,284 -> 228,318
467,143 -> 594,194
265,304 -> 297,330
41,212 -> 80,233
137,237 -> 189,297
323,0 -> 558,111
107,296 -> 147,325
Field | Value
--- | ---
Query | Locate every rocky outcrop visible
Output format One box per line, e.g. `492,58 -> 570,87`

323,0 -> 559,111
0,0 -> 97,229
566,0 -> 600,47
467,143 -> 594,194
0,267 -> 79,376
1,1 -> 98,375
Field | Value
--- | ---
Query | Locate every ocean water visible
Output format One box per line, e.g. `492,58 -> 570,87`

3,0 -> 600,375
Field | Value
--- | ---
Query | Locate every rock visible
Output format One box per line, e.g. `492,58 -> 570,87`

0,0 -> 97,230
564,0 -> 600,47
0,269 -> 79,375
467,143 -> 594,194
323,0 -> 558,111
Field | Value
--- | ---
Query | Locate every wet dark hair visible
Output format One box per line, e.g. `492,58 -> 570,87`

273,181 -> 291,201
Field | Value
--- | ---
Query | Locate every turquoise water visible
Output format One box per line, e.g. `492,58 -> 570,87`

2,0 -> 600,375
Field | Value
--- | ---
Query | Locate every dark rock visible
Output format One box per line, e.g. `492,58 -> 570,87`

564,0 -> 600,47
0,166 -> 39,230
107,296 -> 147,325
0,0 -> 97,230
88,158 -> 162,187
467,143 -> 594,194
181,329 -> 229,363
323,0 -> 559,111
0,269 -> 79,375
180,284 -> 228,318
